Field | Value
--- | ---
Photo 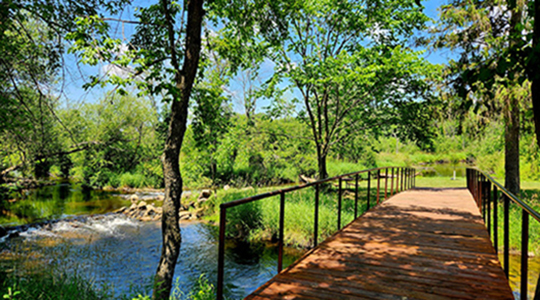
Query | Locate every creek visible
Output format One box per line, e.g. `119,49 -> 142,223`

1,182 -> 539,299
0,183 -> 302,299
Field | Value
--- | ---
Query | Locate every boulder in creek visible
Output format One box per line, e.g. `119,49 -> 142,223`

130,194 -> 139,204
114,206 -> 127,214
199,189 -> 212,200
179,211 -> 191,221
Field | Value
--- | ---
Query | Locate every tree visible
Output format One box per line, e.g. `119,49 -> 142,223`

67,0 -> 206,298
219,0 -> 437,179
0,0 -> 128,183
527,0 -> 540,148
432,0 -> 532,194
191,49 -> 233,184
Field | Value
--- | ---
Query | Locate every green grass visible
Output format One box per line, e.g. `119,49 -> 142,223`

0,271 -> 114,300
204,180 -> 380,248
1,271 -> 219,300
486,188 -> 540,255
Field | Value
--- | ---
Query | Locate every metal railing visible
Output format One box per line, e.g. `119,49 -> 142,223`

217,166 -> 416,299
467,168 -> 540,300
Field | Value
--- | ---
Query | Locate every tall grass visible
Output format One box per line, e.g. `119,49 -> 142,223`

205,182 -> 375,248
0,272 -> 113,300
490,189 -> 540,255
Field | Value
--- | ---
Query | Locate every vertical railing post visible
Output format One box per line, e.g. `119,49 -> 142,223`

278,192 -> 285,273
314,185 -> 319,247
395,167 -> 399,193
480,176 -> 485,213
494,186 -> 498,254
465,169 -> 471,191
403,168 -> 406,191
409,168 -> 412,189
504,194 -> 510,278
377,170 -> 381,204
338,177 -> 342,230
408,168 -> 411,189
476,172 -> 480,204
487,181 -> 491,237
484,177 -> 487,217
354,174 -> 359,218
217,205 -> 227,300
413,168 -> 415,188
390,168 -> 394,196
473,170 -> 476,200
521,210 -> 529,300
384,168 -> 388,200
399,167 -> 403,192
406,168 -> 409,190
367,171 -> 371,210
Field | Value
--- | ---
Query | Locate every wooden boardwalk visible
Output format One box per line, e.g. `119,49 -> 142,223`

246,188 -> 513,299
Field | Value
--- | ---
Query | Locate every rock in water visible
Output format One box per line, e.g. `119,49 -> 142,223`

130,194 -> 139,204
199,189 -> 212,199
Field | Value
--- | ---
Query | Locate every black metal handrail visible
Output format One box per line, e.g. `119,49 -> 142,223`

467,168 -> 540,300
217,166 -> 417,299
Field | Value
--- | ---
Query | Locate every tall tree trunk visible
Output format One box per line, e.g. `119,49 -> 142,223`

153,0 -> 204,299
532,0 -> 540,148
504,0 -> 522,196
504,94 -> 520,196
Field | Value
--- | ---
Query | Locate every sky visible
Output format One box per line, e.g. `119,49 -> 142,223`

58,0 -> 456,114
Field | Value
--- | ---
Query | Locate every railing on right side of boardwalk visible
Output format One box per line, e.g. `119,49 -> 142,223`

216,166 -> 417,300
467,168 -> 540,300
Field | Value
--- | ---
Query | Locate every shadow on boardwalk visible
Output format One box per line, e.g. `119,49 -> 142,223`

246,188 -> 513,300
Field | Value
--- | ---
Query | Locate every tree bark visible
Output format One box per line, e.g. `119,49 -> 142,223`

504,94 -> 520,196
503,0 -> 522,196
317,146 -> 328,180
153,0 -> 204,299
532,0 -> 540,148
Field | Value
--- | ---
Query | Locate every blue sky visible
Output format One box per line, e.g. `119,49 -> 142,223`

59,0 -> 454,113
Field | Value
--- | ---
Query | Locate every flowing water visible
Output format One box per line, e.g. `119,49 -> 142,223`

0,216 -> 302,298
0,182 -> 130,226
0,183 -> 303,298
2,182 -> 540,299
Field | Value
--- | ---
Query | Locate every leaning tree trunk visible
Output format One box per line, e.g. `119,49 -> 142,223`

504,93 -> 520,196
153,0 -> 204,299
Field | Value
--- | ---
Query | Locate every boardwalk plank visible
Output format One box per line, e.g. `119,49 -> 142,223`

245,188 -> 513,300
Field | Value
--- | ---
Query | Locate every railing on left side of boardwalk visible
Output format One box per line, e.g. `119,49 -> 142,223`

216,166 -> 417,300
467,168 -> 540,300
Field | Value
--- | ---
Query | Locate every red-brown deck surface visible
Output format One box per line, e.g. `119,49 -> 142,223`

246,188 -> 513,300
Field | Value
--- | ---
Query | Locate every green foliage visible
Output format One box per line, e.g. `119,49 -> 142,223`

172,274 -> 215,300
0,272 -> 112,300
207,185 -> 370,248
63,93 -> 163,188
181,114 -> 316,188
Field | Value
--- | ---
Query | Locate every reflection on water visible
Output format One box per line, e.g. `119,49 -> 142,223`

0,183 -> 129,226
416,163 -> 470,178
0,217 -> 303,298
502,253 -> 540,299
